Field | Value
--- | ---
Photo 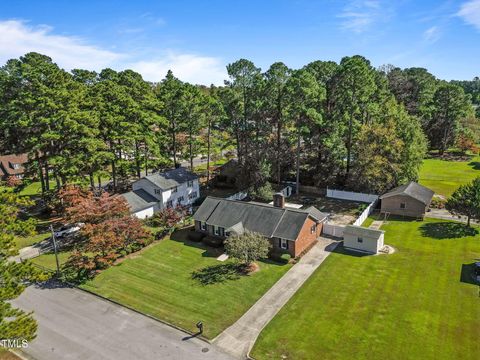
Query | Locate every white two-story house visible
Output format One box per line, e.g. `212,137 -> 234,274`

121,167 -> 200,219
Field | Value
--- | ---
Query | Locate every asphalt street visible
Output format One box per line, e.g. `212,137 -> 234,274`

12,284 -> 234,360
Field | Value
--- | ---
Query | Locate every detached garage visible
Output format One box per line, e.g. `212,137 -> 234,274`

343,225 -> 384,254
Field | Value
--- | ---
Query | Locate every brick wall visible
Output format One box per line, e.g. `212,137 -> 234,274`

293,218 -> 322,257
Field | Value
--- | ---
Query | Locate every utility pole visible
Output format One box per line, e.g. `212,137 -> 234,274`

49,224 -> 61,277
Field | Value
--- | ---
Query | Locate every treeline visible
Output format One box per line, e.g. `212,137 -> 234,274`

0,52 -> 478,195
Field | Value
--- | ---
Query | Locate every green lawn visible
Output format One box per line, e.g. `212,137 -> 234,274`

251,218 -> 480,360
80,234 -> 291,339
14,232 -> 51,250
30,251 -> 72,270
418,155 -> 480,197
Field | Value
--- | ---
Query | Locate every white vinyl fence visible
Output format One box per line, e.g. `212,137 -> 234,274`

326,188 -> 378,203
322,223 -> 345,238
352,199 -> 378,226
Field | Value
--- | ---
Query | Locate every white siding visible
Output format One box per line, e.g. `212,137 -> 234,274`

343,233 -> 383,253
132,179 -> 162,200
132,206 -> 155,219
160,179 -> 200,209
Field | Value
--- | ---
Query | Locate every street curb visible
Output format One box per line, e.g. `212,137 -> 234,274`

69,282 -> 213,345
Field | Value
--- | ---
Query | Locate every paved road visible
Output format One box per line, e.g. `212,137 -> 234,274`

213,238 -> 339,359
13,284 -> 234,360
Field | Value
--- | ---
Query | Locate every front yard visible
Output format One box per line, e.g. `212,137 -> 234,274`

251,218 -> 480,360
79,229 -> 292,339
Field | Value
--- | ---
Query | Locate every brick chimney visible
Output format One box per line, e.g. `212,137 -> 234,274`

273,192 -> 285,208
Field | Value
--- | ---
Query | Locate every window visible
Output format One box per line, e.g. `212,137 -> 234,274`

166,200 -> 173,208
225,231 -> 231,237
400,202 -> 406,209
187,180 -> 194,187
279,238 -> 288,250
219,227 -> 225,237
188,191 -> 198,200
310,224 -> 316,234
154,189 -> 161,195
12,163 -> 20,169
172,186 -> 178,193
177,196 -> 184,203
200,222 -> 206,231
214,226 -> 220,236
357,237 -> 363,243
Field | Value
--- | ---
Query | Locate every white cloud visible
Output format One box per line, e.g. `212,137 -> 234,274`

128,52 -> 227,85
457,0 -> 480,30
423,25 -> 441,42
0,19 -> 227,85
338,0 -> 392,33
0,20 -> 123,70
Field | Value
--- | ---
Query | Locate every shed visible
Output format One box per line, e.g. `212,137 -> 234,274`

380,181 -> 434,218
343,225 -> 384,254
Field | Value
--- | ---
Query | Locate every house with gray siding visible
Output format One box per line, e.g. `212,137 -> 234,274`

380,181 -> 434,218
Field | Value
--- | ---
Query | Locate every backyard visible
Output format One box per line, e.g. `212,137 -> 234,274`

251,218 -> 480,360
77,228 -> 291,339
418,153 -> 480,197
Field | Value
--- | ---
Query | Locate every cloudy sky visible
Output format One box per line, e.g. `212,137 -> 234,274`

0,0 -> 479,85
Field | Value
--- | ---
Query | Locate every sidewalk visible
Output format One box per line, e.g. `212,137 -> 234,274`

213,238 -> 338,359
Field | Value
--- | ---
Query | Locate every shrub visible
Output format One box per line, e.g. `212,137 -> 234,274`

202,235 -> 224,248
431,197 -> 446,209
188,231 -> 206,242
249,182 -> 274,202
269,252 -> 291,264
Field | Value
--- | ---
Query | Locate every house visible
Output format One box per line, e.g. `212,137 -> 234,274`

343,225 -> 384,254
0,153 -> 28,180
379,181 -> 434,218
215,159 -> 240,187
193,193 -> 329,257
121,167 -> 200,218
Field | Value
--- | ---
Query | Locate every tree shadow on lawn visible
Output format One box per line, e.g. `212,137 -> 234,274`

468,161 -> 480,170
419,222 -> 478,240
459,263 -> 479,286
191,263 -> 249,286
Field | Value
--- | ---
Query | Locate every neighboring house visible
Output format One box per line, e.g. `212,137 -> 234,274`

0,153 -> 28,180
215,159 -> 240,187
122,167 -> 200,218
193,193 -> 328,258
343,225 -> 384,254
380,181 -> 434,218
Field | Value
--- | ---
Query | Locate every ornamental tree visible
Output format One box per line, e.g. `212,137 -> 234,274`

224,231 -> 271,266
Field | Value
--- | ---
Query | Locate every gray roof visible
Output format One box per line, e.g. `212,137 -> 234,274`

380,181 -> 434,205
121,189 -> 158,213
343,225 -> 384,240
142,167 -> 198,190
193,197 -> 328,241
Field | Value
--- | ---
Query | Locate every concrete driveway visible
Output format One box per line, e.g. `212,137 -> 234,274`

12,283 -> 233,360
213,238 -> 339,359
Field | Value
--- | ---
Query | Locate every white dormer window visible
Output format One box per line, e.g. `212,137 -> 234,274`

12,163 -> 20,169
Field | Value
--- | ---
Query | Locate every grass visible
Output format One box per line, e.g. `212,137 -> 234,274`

361,216 -> 375,227
30,251 -> 72,270
194,158 -> 229,172
418,154 -> 480,197
80,232 -> 291,338
251,218 -> 480,360
14,232 -> 50,250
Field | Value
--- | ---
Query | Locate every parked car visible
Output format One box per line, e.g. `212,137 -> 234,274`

54,223 -> 84,239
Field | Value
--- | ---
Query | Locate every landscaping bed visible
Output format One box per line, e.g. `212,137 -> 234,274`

251,218 -> 480,360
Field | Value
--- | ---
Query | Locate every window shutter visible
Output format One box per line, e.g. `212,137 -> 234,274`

278,239 -> 281,247
286,240 -> 289,249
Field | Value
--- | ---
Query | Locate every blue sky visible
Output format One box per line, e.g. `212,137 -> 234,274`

0,0 -> 479,84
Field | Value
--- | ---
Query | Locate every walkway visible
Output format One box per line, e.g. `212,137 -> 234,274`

12,283 -> 234,360
369,219 -> 384,230
213,238 -> 338,359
